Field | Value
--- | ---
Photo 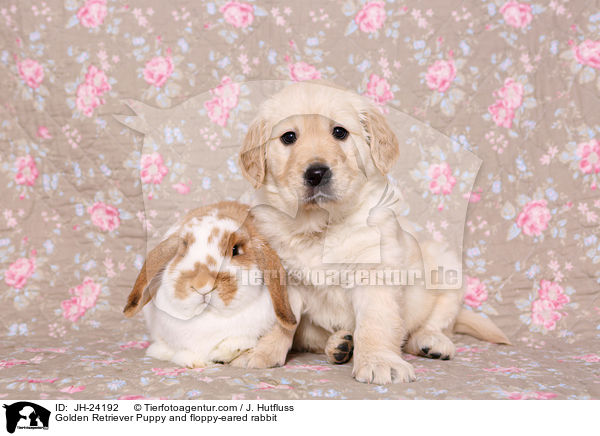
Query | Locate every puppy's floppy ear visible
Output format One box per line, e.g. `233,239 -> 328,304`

362,106 -> 400,175
253,236 -> 297,329
239,118 -> 270,188
123,234 -> 180,317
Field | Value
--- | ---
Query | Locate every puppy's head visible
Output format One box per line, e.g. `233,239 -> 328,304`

239,81 -> 399,213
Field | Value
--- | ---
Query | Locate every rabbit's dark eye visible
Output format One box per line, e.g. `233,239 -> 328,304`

232,244 -> 240,256
280,131 -> 297,145
332,126 -> 348,140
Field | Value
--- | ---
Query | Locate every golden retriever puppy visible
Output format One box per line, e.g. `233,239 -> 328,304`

239,81 -> 509,384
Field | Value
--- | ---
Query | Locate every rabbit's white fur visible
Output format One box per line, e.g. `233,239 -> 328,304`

124,202 -> 300,368
144,285 -> 278,367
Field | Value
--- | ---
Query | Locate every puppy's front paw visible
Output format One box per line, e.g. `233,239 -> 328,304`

230,349 -> 284,369
325,331 -> 354,365
352,352 -> 415,384
405,329 -> 456,360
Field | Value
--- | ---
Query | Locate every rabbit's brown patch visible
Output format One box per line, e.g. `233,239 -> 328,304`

206,255 -> 217,268
215,271 -> 237,305
208,227 -> 220,244
174,262 -> 215,300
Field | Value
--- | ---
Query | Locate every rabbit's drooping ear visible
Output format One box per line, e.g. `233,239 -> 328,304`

362,106 -> 400,175
255,238 -> 297,329
123,234 -> 180,317
239,118 -> 269,188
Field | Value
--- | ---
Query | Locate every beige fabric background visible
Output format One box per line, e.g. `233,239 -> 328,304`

0,0 -> 599,399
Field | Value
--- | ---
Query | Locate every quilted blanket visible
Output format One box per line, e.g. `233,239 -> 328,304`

1,0 -> 599,400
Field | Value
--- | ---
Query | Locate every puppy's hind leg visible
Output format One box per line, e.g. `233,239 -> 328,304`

404,291 -> 462,360
292,316 -> 330,354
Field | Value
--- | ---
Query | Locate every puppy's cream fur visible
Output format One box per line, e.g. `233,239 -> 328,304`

240,81 -> 509,384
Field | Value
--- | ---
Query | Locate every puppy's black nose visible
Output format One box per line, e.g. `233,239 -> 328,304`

304,164 -> 332,187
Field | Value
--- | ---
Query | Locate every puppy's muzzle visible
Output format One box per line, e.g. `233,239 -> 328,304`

304,163 -> 332,187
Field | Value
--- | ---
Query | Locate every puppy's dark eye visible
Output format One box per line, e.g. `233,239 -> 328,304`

280,131 -> 297,145
332,126 -> 348,140
232,244 -> 240,256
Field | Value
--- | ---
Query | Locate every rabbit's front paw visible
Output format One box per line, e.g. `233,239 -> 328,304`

171,350 -> 208,369
146,341 -> 175,361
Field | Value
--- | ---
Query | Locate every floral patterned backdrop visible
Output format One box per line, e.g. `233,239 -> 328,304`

1,0 -> 599,399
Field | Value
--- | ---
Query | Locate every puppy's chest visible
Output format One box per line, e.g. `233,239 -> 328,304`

277,223 -> 380,272
299,286 -> 355,332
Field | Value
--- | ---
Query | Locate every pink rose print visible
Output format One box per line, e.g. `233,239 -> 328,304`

172,182 -> 190,194
573,40 -> 600,70
143,56 -> 174,88
140,152 -> 169,184
506,391 -> 557,400
84,65 -> 111,94
61,277 -> 102,322
499,1 -> 533,29
288,62 -> 321,82
365,74 -> 393,105
119,341 -> 150,350
532,392 -> 558,400
14,155 -> 39,186
537,279 -> 569,309
76,65 -> 110,117
212,76 -> 240,109
464,276 -> 489,308
76,82 -> 101,117
0,360 -> 29,369
152,367 -> 187,376
516,199 -> 551,237
203,76 -> 241,127
77,0 -> 107,29
17,58 -> 44,89
354,1 -> 386,33
488,99 -> 515,128
220,1 -> 254,28
426,59 -> 456,93
71,277 -> 102,309
204,96 -> 230,127
36,126 -> 52,139
428,162 -> 457,195
576,139 -> 600,174
4,256 -> 36,289
88,202 -> 120,232
489,77 -> 523,128
61,297 -> 86,322
60,385 -> 86,394
118,395 -> 149,400
496,78 -> 524,109
531,298 -> 562,330
571,354 -> 600,363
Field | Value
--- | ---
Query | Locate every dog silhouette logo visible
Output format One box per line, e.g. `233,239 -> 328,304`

2,402 -> 50,433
